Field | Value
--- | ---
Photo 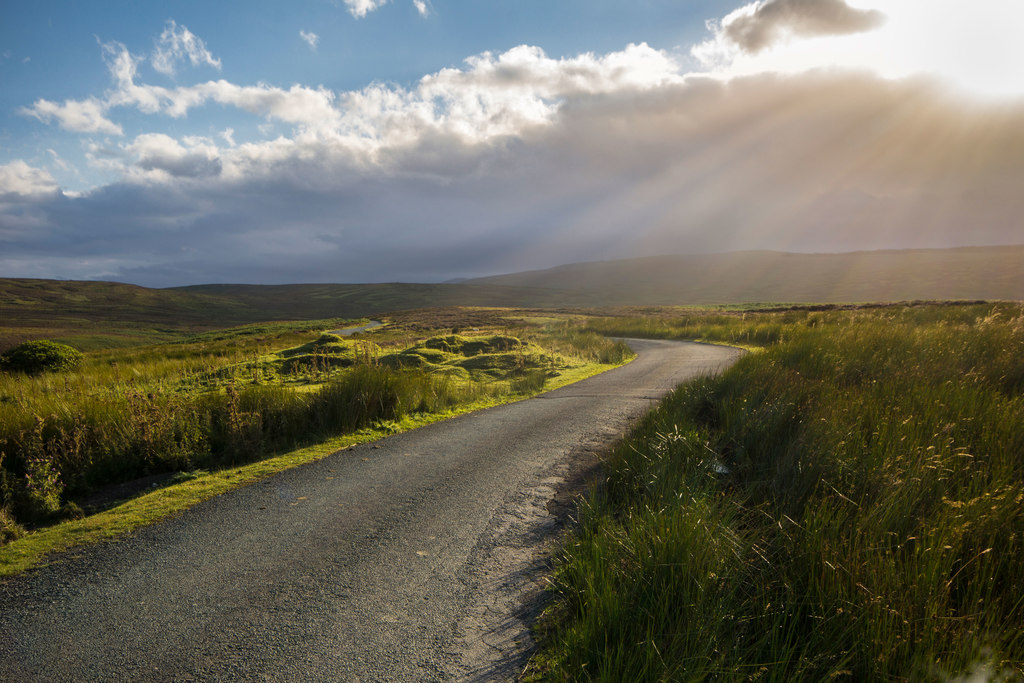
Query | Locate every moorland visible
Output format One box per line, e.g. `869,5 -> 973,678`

1,252 -> 1022,679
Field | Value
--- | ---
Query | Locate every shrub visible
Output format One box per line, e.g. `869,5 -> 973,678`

0,507 -> 24,545
511,369 -> 548,394
1,340 -> 83,375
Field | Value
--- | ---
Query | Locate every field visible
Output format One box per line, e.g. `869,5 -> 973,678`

0,307 -> 632,567
530,302 -> 1024,680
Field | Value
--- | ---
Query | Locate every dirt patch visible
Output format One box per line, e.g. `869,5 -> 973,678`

546,450 -> 603,521
451,444 -> 607,682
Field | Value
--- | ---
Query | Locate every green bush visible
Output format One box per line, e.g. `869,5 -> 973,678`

0,507 -> 25,545
1,340 -> 83,375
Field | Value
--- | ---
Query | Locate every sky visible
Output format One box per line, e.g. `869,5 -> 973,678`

1,0 -> 1023,287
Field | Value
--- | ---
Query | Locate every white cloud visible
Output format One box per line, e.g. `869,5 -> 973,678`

413,0 -> 430,17
103,40 -> 170,114
31,39 -> 679,171
0,160 -> 60,198
46,149 -> 72,172
96,41 -> 341,127
344,0 -> 389,19
203,82 -> 342,130
125,133 -> 222,180
151,20 -> 221,76
337,42 -> 682,152
18,97 -> 123,135
300,30 -> 319,50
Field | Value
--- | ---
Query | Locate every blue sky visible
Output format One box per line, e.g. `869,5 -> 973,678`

2,0 -> 1023,286
2,0 -> 734,192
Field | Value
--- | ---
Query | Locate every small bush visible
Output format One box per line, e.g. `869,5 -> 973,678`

0,507 -> 25,545
1,340 -> 83,375
511,369 -> 549,394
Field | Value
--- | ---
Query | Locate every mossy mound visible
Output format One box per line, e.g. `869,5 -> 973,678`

421,334 -> 523,355
213,336 -> 381,383
380,334 -> 555,382
277,337 -> 381,374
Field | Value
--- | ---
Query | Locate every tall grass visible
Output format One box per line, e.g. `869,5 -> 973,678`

0,364 -> 482,527
584,310 -> 788,347
535,303 -> 1024,680
531,323 -> 635,365
0,320 -> 490,531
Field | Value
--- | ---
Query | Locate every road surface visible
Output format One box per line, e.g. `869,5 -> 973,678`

0,339 -> 742,682
332,321 -> 384,336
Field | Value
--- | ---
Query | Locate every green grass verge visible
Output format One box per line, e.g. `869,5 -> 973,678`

0,356 -> 626,579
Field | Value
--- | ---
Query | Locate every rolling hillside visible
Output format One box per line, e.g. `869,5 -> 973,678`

465,246 -> 1024,304
0,279 -> 583,350
3,245 -> 1021,351
171,282 -> 589,318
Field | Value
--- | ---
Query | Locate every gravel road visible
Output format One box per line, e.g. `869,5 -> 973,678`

0,339 -> 742,682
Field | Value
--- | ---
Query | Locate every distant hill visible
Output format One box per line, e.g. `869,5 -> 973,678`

464,246 -> 1024,305
172,282 -> 589,318
3,245 -> 1020,351
0,279 -> 585,351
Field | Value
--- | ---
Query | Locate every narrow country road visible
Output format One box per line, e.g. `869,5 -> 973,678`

332,320 -> 384,336
0,340 -> 742,682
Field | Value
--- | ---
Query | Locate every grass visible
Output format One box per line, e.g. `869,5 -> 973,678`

531,302 -> 1024,680
0,310 -> 633,576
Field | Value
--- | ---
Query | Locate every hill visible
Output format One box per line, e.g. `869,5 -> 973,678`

171,282 -> 588,318
3,245 -> 1021,351
0,279 -> 583,351
465,246 -> 1024,305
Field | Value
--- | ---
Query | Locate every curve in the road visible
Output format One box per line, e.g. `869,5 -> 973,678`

331,320 -> 384,336
0,339 -> 742,682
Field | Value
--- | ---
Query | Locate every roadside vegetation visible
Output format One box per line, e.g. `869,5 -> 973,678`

532,302 -> 1024,680
0,309 -> 632,570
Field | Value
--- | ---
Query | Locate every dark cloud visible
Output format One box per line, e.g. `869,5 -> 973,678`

722,0 -> 885,53
136,153 -> 222,178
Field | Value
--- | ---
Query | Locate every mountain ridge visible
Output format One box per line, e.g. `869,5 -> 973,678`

3,245 -> 1021,351
462,245 -> 1024,304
